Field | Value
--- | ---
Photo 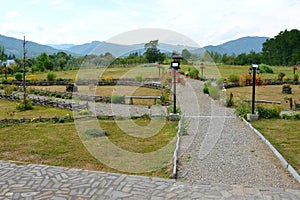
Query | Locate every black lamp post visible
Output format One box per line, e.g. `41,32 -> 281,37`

170,54 -> 182,114
249,64 -> 260,114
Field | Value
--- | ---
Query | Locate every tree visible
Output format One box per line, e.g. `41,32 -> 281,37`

36,52 -> 53,71
0,46 -> 8,80
182,49 -> 192,59
144,40 -> 166,63
262,29 -> 300,66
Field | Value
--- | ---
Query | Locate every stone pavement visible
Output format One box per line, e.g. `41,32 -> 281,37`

0,160 -> 300,199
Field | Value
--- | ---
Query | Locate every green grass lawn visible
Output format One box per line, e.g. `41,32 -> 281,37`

0,119 -> 177,177
0,99 -> 72,119
251,119 -> 300,174
227,85 -> 300,110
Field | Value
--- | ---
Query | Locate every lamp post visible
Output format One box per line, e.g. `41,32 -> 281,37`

248,64 -> 260,114
200,62 -> 204,79
170,54 -> 182,114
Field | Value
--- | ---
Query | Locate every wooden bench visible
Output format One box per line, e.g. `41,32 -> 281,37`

124,95 -> 162,105
243,99 -> 281,104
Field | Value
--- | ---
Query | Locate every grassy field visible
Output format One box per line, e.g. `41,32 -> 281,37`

227,85 -> 300,110
0,119 -> 177,177
0,99 -> 72,119
251,119 -> 300,174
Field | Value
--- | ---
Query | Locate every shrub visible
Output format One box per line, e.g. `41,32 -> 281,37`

259,64 -> 274,74
29,74 -> 39,82
278,72 -> 285,81
85,128 -> 107,137
227,92 -> 234,107
294,73 -> 299,81
111,95 -> 124,104
203,87 -> 209,94
235,103 -> 251,118
257,105 -> 281,119
14,72 -> 23,81
56,77 -> 64,81
208,86 -> 220,100
204,80 -> 211,88
228,74 -> 240,83
188,68 -> 199,79
135,74 -> 144,82
46,71 -> 57,81
1,79 -> 8,84
239,73 -> 252,86
216,78 -> 225,88
16,99 -> 33,111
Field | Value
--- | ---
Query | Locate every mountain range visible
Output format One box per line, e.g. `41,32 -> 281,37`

0,34 -> 268,57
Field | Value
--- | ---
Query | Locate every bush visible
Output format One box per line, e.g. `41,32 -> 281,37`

135,74 -> 144,82
1,79 -> 8,84
208,86 -> 220,100
85,128 -> 107,137
46,71 -> 56,81
228,74 -> 240,83
235,103 -> 251,118
203,87 -> 209,94
294,73 -> 299,81
29,74 -> 39,82
14,72 -> 23,81
111,95 -> 124,104
282,112 -> 300,120
259,64 -> 274,74
257,105 -> 281,119
56,77 -> 64,81
188,68 -> 199,79
16,99 -> 33,111
204,80 -> 211,88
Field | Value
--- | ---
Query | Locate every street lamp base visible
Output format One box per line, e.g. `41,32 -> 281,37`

247,114 -> 259,121
169,113 -> 180,121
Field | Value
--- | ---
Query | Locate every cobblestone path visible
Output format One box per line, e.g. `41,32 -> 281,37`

0,160 -> 299,199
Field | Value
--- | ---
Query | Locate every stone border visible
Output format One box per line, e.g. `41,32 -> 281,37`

242,118 -> 300,184
172,118 -> 182,179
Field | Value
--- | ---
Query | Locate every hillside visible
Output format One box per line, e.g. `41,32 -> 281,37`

201,36 -> 269,55
0,34 -> 63,57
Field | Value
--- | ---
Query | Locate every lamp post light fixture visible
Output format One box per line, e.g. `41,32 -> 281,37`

170,54 -> 182,114
248,64 -> 260,115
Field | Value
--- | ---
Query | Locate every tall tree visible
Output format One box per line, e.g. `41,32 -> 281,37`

144,40 -> 165,63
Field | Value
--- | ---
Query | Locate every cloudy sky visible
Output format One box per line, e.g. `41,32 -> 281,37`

1,0 -> 300,47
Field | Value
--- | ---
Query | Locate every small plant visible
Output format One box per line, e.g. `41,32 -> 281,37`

228,74 -> 240,83
240,73 -> 252,86
29,74 -> 39,82
226,92 -> 234,107
216,78 -> 225,88
111,95 -> 124,104
235,103 -> 251,118
294,73 -> 299,82
167,105 -> 181,114
103,75 -> 113,82
278,72 -> 285,81
14,72 -> 22,81
135,74 -> 144,82
16,99 -> 33,111
282,84 -> 292,94
204,80 -> 212,88
56,77 -> 64,81
46,71 -> 57,81
180,117 -> 189,136
203,87 -> 209,94
208,86 -> 220,100
85,128 -> 107,137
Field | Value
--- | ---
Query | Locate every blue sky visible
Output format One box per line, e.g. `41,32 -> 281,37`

1,0 -> 300,47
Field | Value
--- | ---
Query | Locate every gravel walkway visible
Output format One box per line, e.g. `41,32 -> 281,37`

176,78 -> 300,189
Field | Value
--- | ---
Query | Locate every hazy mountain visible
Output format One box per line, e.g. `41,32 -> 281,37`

201,36 -> 269,55
47,44 -> 75,51
0,34 -> 63,57
0,34 -> 269,58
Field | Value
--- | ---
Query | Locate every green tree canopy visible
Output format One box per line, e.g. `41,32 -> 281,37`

262,29 -> 300,66
144,40 -> 166,63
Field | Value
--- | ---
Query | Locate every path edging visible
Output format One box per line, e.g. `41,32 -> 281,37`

172,118 -> 182,179
242,118 -> 300,184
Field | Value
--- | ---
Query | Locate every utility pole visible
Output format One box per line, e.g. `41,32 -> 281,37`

23,36 -> 27,109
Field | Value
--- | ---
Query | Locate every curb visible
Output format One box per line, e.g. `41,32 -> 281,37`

242,118 -> 300,184
172,118 -> 182,179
